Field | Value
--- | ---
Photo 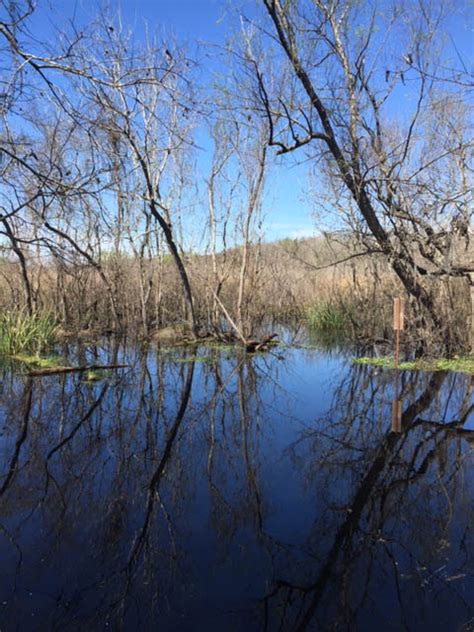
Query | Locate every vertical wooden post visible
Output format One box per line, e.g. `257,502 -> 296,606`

394,327 -> 400,370
391,398 -> 402,433
392,297 -> 404,433
393,297 -> 404,370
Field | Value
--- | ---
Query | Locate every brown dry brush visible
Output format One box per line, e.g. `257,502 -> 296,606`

0,235 -> 471,353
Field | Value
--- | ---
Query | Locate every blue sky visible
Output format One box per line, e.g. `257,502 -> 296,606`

21,0 -> 320,242
19,0 -> 474,244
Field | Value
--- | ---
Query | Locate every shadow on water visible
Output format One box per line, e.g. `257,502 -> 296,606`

0,341 -> 472,630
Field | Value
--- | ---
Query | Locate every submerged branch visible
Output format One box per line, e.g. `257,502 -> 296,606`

27,364 -> 129,377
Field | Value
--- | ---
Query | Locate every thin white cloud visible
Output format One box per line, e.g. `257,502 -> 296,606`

266,221 -> 315,240
289,227 -> 315,239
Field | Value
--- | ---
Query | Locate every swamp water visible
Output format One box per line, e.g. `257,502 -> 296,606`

0,340 -> 472,631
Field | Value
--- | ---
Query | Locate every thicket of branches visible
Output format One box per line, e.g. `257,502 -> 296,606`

0,0 -> 472,354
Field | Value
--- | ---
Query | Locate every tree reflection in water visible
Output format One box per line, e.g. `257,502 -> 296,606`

0,343 -> 472,630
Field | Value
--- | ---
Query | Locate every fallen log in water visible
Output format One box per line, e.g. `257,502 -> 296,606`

27,364 -> 129,377
201,331 -> 279,353
208,292 -> 279,353
245,334 -> 279,353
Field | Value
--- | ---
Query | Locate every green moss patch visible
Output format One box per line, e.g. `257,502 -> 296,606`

353,355 -> 474,374
12,354 -> 66,369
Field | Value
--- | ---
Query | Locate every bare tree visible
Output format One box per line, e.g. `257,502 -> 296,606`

243,0 -> 473,353
0,2 -> 201,336
202,27 -> 271,342
57,20 -> 200,336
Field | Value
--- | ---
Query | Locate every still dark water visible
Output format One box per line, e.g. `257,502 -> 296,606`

0,339 -> 473,631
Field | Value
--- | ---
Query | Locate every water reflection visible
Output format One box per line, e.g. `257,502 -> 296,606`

0,345 -> 472,630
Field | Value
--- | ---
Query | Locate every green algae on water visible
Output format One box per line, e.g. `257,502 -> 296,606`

353,355 -> 474,375
174,355 -> 210,363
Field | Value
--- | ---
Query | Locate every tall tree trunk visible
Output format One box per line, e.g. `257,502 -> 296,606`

2,218 -> 34,315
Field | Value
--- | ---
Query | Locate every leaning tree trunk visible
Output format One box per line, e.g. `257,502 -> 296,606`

260,0 -> 470,356
148,201 -> 198,338
124,132 -> 199,339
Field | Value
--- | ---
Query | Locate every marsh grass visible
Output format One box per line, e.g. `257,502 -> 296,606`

306,302 -> 350,335
0,311 -> 56,356
353,355 -> 474,374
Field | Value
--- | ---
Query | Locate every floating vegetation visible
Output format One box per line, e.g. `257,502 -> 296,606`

353,355 -> 474,375
12,354 -> 64,369
174,355 -> 210,363
197,342 -> 237,354
166,339 -> 259,364
160,341 -> 238,355
11,354 -> 127,377
0,311 -> 56,356
82,369 -> 111,382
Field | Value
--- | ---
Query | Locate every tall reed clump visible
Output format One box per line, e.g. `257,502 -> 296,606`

306,301 -> 350,336
0,311 -> 57,356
